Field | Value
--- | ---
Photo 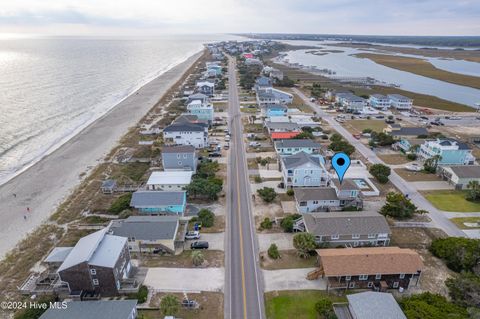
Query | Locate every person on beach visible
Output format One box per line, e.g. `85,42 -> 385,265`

23,215 -> 27,221
27,207 -> 30,213
13,193 -> 16,198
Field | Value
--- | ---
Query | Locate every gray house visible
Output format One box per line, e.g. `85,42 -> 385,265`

161,145 -> 197,172
294,211 -> 391,247
338,292 -> 407,319
39,300 -> 138,319
56,228 -> 133,297
274,139 -> 322,156
281,152 -> 329,188
187,92 -> 208,104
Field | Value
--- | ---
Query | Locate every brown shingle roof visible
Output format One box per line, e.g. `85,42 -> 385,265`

317,247 -> 423,276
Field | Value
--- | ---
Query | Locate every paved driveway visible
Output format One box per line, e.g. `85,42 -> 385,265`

258,233 -> 294,251
185,232 -> 224,251
259,169 -> 282,179
144,267 -> 224,292
263,268 -> 326,292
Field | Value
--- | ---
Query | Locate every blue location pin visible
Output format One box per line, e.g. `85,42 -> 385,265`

331,152 -> 351,184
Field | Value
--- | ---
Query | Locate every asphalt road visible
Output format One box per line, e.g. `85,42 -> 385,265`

224,57 -> 265,319
294,88 -> 466,237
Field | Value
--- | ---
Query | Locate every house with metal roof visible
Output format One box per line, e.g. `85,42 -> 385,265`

161,145 -> 197,172
388,94 -> 413,110
316,247 -> 423,292
187,92 -> 208,104
281,151 -> 329,188
418,138 -> 475,165
334,292 -> 406,319
109,216 -> 183,254
274,139 -> 322,156
146,171 -> 193,191
163,122 -> 209,149
295,211 -> 391,247
56,229 -> 134,297
196,81 -> 215,96
186,99 -> 214,123
265,121 -> 301,134
130,190 -> 187,214
369,94 -> 390,110
39,300 -> 138,319
390,127 -> 428,138
439,165 -> 480,189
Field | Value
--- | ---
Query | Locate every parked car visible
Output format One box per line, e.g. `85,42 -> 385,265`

191,241 -> 209,250
249,141 -> 261,148
185,231 -> 200,240
406,163 -> 422,172
224,143 -> 230,150
353,134 -> 361,139
375,115 -> 384,119
209,152 -> 222,157
420,116 -> 429,120
430,121 -> 440,126
225,135 -> 231,142
450,116 -> 462,120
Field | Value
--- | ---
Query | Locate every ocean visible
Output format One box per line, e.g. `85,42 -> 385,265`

0,34 -> 236,185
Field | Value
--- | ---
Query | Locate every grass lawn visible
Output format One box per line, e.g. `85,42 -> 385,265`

450,217 -> 480,229
344,119 -> 386,134
265,290 -> 346,319
377,154 -> 411,165
241,107 -> 259,113
422,190 -> 480,212
260,250 -> 316,270
394,168 -> 442,182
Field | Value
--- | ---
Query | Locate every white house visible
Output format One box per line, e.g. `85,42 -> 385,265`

196,81 -> 215,96
256,87 -> 293,106
146,171 -> 193,191
163,122 -> 209,149
186,100 -> 214,123
369,94 -> 390,110
338,93 -> 366,113
388,94 -> 413,110
281,151 -> 329,188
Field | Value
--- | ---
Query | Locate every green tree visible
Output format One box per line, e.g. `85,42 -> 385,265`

446,272 -> 480,308
329,133 -> 342,142
466,180 -> 480,202
315,298 -> 337,319
268,243 -> 280,259
197,160 -> 220,178
286,189 -> 294,196
260,217 -> 273,230
186,178 -> 222,200
369,163 -> 391,184
280,215 -> 295,232
109,193 -> 132,214
191,250 -> 205,266
197,209 -> 215,227
328,134 -> 355,155
424,155 -> 442,173
380,192 -> 424,219
399,292 -> 468,319
293,232 -> 317,258
160,294 -> 180,316
257,187 -> 277,203
430,237 -> 480,273
370,131 -> 395,146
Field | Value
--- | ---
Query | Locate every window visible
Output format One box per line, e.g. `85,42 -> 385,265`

368,234 -> 376,239
367,282 -> 373,288
359,274 -> 368,280
178,161 -> 182,165
177,154 -> 180,159
399,273 -> 405,279
345,275 -> 351,281
90,269 -> 96,275
299,201 -> 307,207
93,279 -> 99,286
393,282 -> 399,288
349,282 -> 355,288
352,234 -> 360,239
375,274 -> 381,280
183,154 -> 187,159
331,234 -> 339,240
313,200 -> 318,204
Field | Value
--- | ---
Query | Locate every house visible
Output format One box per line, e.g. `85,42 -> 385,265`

293,179 -> 362,212
161,145 -> 197,172
388,94 -> 413,110
264,104 -> 288,117
369,94 -> 390,110
338,292 -> 407,319
243,53 -> 254,59
439,165 -> 480,189
196,81 -> 215,96
146,171 -> 193,191
270,69 -> 284,81
256,88 -> 293,106
281,151 -> 329,188
39,300 -> 138,319
186,100 -> 214,123
393,138 -> 426,153
316,247 -> 423,292
295,211 -> 391,247
265,121 -> 301,134
254,76 -> 273,92
130,191 -> 187,215
390,127 -> 428,138
101,179 -> 117,194
418,138 -> 475,165
109,216 -> 183,254
163,122 -> 208,149
187,93 -> 209,104
245,58 -> 263,66
274,139 -> 322,156
340,94 -> 366,113
56,229 -> 133,297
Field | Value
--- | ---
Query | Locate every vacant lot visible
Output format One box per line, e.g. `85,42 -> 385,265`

344,119 -> 387,134
138,250 -> 224,268
422,190 -> 480,212
378,154 -> 411,165
265,290 -> 346,319
260,250 -> 317,270
394,168 -> 442,182
355,53 -> 480,90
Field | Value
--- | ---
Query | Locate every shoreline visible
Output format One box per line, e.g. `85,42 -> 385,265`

0,50 -> 204,259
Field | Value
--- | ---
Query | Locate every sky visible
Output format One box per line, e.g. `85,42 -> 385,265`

0,0 -> 479,37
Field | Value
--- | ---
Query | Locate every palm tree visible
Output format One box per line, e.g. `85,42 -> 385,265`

191,250 -> 204,267
160,294 -> 180,316
467,180 -> 480,191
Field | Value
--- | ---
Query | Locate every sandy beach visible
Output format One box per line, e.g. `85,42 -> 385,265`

0,51 -> 203,259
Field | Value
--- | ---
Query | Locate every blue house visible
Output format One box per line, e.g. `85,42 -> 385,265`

130,191 -> 187,215
265,104 -> 288,117
274,139 -> 322,156
281,151 -> 329,188
418,138 -> 475,165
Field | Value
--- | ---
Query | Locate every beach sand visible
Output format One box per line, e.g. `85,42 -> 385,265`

0,51 -> 203,259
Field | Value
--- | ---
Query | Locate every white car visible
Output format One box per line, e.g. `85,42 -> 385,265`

406,163 -> 422,172
185,231 -> 200,240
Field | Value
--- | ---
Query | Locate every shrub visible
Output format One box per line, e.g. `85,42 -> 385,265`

407,153 -> 417,160
280,216 -> 294,232
446,272 -> 480,308
260,217 -> 273,230
191,251 -> 205,267
315,298 -> 336,319
286,189 -> 294,196
197,209 -> 215,228
268,243 -> 280,259
380,192 -> 425,219
369,163 -> 391,184
109,193 -> 132,214
399,292 -> 468,319
160,294 -> 180,316
257,187 -> 277,203
293,233 -> 317,258
137,285 -> 148,303
430,237 -> 480,273
254,175 -> 263,183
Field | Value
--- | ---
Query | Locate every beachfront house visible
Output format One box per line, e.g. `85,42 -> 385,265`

161,145 -> 197,172
388,94 -> 413,110
369,94 -> 391,110
418,138 -> 475,165
316,247 -> 423,292
163,122 -> 209,149
187,93 -> 209,104
130,190 -> 187,215
274,139 -> 322,156
186,99 -> 214,123
281,151 -> 329,188
294,211 -> 391,247
56,228 -> 133,297
146,171 -> 193,191
439,165 -> 480,190
196,81 -> 215,96
39,300 -> 138,319
338,292 -> 407,319
108,216 -> 183,254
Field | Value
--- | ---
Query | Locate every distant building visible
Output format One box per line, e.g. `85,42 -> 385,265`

163,122 -> 208,148
388,94 -> 413,110
146,171 -> 193,191
39,300 -> 138,319
161,145 -> 197,172
256,88 -> 293,106
196,81 -> 215,96
418,138 -> 475,165
439,165 -> 480,189
187,93 -> 209,104
337,93 -> 366,113
130,191 -> 187,215
254,76 -> 273,92
101,179 -> 117,194
281,151 -> 329,188
389,127 -> 428,138
369,94 -> 390,110
274,139 -> 322,156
